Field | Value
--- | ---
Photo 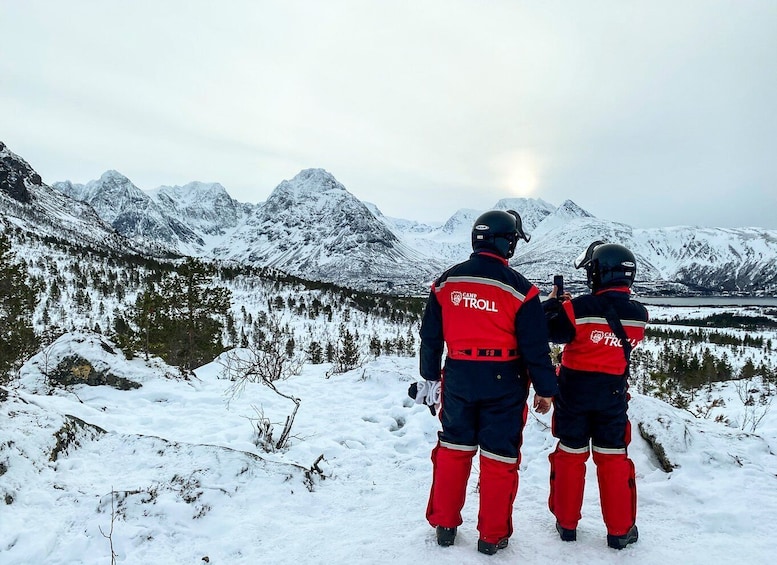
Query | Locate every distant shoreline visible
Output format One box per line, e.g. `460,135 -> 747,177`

636,296 -> 777,307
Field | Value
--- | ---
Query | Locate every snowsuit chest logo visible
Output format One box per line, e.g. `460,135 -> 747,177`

450,290 -> 499,313
590,329 -> 606,344
589,329 -> 637,348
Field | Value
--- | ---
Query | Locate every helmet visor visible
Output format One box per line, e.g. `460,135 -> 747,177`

506,209 -> 530,242
574,240 -> 606,269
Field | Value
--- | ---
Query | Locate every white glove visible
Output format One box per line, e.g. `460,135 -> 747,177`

415,380 -> 441,414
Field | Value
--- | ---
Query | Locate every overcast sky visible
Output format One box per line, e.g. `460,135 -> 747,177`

2,1 -> 776,228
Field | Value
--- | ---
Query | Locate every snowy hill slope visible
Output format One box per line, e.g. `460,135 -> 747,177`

1,332 -> 776,564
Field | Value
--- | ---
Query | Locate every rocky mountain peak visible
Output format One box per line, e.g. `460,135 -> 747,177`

493,197 -> 557,232
271,168 -> 346,201
153,181 -> 230,203
1,142 -> 144,256
213,168 -> 440,291
99,169 -> 131,183
0,142 -> 42,204
88,170 -> 144,199
262,168 -> 358,220
150,181 -> 252,236
254,168 -> 391,236
556,199 -> 594,218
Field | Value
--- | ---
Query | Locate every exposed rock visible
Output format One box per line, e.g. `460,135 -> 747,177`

638,420 -> 678,473
49,354 -> 141,390
50,415 -> 107,462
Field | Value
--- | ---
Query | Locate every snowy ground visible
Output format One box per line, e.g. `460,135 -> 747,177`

1,332 -> 776,565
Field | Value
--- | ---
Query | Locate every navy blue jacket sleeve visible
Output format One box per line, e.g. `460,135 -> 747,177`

419,289 -> 444,381
543,297 -> 576,344
516,295 -> 559,398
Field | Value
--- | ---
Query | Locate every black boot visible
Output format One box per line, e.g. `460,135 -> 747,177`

436,526 -> 457,547
607,525 -> 638,549
477,538 -> 509,555
556,521 -> 577,542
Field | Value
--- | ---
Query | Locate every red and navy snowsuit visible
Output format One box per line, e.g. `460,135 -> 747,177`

420,250 -> 558,544
543,287 -> 648,537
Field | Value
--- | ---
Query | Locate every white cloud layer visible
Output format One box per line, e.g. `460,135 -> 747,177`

2,0 -> 776,228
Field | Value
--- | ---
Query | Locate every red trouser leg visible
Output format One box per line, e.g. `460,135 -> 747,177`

477,452 -> 519,543
426,443 -> 476,528
548,444 -> 589,530
593,449 -> 637,536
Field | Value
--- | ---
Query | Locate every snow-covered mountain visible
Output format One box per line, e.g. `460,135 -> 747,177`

211,168 -> 441,292
53,172 -> 206,254
0,142 -> 139,256
630,226 -> 777,292
389,197 -> 777,294
5,140 -> 777,294
148,181 -> 255,239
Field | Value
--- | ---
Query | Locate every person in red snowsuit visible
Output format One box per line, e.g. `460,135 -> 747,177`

543,241 -> 648,550
418,210 -> 558,555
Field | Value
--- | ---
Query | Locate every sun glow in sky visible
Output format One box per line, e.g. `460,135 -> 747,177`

493,150 -> 542,198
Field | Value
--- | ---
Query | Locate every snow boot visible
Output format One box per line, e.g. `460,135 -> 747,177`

607,524 -> 638,549
556,521 -> 577,542
436,526 -> 457,547
477,537 -> 509,555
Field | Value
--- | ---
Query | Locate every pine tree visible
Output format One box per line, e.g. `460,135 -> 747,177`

325,341 -> 335,363
285,337 -> 296,358
337,325 -> 360,372
369,335 -> 382,357
159,258 -> 232,370
404,327 -> 416,356
739,358 -> 756,380
131,258 -> 232,370
307,341 -> 324,364
131,285 -> 165,360
0,233 -> 38,382
226,312 -> 238,346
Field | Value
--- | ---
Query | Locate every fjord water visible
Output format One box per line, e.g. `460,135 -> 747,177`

637,296 -> 777,307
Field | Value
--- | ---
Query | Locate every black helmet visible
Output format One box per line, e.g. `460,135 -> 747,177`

471,209 -> 530,259
575,241 -> 636,290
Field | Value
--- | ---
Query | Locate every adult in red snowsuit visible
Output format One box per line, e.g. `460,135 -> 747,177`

543,241 -> 648,550
419,210 -> 558,555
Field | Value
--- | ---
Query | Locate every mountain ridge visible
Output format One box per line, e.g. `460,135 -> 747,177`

3,141 -> 776,294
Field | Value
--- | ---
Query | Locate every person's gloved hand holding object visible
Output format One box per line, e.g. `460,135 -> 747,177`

408,379 -> 441,415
